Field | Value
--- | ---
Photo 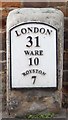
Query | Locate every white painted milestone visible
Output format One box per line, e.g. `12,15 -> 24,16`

10,22 -> 57,88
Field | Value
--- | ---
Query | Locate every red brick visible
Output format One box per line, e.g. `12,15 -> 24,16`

57,6 -> 66,16
23,2 -> 66,8
1,2 -> 21,8
48,2 -> 66,7
66,7 -> 68,16
1,9 -> 9,17
63,70 -> 68,82
0,41 -> 2,50
64,29 -> 68,39
64,39 -> 68,50
0,2 -> 2,7
0,16 -> 6,29
62,87 -> 68,93
0,29 -> 6,50
0,51 -> 6,61
63,61 -> 68,70
23,2 -> 49,8
64,18 -> 68,29
2,17 -> 6,29
64,51 -> 68,61
2,61 -> 6,71
66,1 -> 68,7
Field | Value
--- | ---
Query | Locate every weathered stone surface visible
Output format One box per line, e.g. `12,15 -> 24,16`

7,8 -> 64,117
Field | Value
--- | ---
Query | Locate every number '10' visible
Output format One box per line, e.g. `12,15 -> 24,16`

29,57 -> 39,66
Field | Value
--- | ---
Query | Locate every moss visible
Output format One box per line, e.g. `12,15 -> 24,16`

26,113 -> 55,119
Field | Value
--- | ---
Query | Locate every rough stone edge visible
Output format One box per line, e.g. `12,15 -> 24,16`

7,8 -> 64,30
6,8 -> 64,117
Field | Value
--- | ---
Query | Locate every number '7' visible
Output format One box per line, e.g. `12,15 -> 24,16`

32,76 -> 36,84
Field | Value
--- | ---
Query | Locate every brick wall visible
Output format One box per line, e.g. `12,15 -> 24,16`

0,1 -> 68,115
